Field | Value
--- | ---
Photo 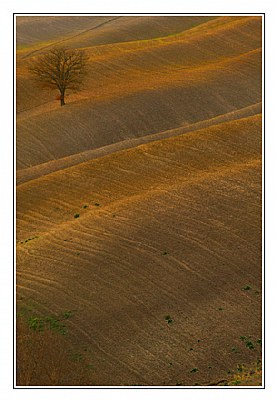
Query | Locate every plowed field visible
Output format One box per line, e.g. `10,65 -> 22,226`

16,15 -> 262,386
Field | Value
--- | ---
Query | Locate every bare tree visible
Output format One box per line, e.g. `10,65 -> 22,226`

29,47 -> 88,106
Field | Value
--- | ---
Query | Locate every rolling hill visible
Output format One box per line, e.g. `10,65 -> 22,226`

16,15 -> 262,386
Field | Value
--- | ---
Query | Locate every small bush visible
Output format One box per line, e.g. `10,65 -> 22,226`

74,213 -> 80,218
165,315 -> 173,325
237,365 -> 243,372
245,341 -> 255,350
22,236 -> 38,244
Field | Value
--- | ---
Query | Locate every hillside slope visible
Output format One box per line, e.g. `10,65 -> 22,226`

17,116 -> 262,385
16,16 -> 215,53
16,16 -> 261,169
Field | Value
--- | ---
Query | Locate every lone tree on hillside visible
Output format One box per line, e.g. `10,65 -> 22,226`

29,47 -> 88,106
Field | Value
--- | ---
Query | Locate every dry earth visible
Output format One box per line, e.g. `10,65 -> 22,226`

16,15 -> 262,386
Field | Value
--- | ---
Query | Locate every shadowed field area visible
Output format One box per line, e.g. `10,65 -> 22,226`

16,15 -> 262,386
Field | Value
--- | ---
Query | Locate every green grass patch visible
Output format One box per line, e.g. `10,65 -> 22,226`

18,305 -> 75,335
62,310 -> 74,319
45,316 -> 67,334
69,352 -> 83,362
231,347 -> 239,353
28,316 -> 44,332
28,315 -> 66,334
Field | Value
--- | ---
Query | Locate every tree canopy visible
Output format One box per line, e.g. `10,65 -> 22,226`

29,47 -> 88,106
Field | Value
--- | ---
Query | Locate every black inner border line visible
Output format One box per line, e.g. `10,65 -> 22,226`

13,12 -> 265,390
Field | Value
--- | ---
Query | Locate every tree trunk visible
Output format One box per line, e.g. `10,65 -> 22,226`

60,90 -> 65,106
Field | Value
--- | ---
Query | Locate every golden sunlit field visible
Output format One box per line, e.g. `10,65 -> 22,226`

16,15 -> 262,386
